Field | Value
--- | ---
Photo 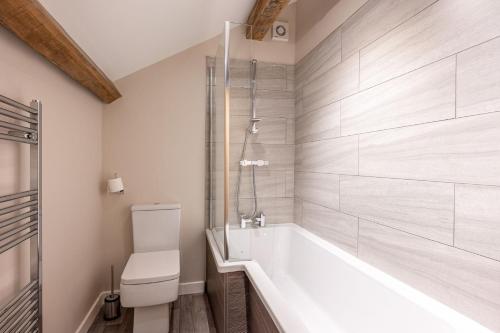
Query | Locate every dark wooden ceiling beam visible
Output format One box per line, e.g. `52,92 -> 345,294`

0,0 -> 121,103
247,0 -> 289,40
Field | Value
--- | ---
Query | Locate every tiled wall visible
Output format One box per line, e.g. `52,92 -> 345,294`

294,0 -> 500,330
207,58 -> 295,226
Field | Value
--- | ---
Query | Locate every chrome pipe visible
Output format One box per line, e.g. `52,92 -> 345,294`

250,59 -> 257,119
208,66 -> 215,230
1,298 -> 37,332
0,107 -> 38,124
0,230 -> 38,255
0,133 -> 37,144
31,99 -> 43,333
0,281 -> 37,319
11,308 -> 38,333
0,221 -> 38,242
0,200 -> 38,216
0,120 -> 37,134
0,191 -> 38,204
0,96 -> 42,332
0,212 -> 37,229
0,95 -> 37,114
0,293 -> 37,327
223,21 -> 231,261
23,318 -> 39,333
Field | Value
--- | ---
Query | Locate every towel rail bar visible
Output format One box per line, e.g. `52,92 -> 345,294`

0,191 -> 38,204
0,133 -> 37,145
0,95 -> 37,114
0,230 -> 38,255
0,200 -> 38,217
2,299 -> 37,332
0,96 -> 42,332
0,221 -> 38,242
24,318 -> 40,333
10,307 -> 38,333
0,281 -> 37,320
0,120 -> 37,134
0,293 -> 37,327
0,212 -> 38,230
0,107 -> 38,125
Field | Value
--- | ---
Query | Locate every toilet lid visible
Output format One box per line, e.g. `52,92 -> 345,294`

121,250 -> 180,285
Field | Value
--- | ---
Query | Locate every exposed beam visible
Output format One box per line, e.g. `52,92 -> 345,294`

0,0 -> 121,103
247,0 -> 289,40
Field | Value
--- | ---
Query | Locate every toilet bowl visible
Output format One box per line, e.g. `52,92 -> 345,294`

120,203 -> 181,333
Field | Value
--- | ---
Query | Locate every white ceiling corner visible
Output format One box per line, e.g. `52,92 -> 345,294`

39,0 -> 256,80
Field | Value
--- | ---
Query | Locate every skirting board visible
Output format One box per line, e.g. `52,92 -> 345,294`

75,291 -> 113,333
179,281 -> 205,295
75,281 -> 205,333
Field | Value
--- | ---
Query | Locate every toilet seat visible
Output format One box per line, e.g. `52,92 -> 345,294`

121,250 -> 180,285
121,250 -> 180,308
121,277 -> 179,308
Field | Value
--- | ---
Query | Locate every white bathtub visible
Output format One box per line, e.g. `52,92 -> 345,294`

206,223 -> 492,333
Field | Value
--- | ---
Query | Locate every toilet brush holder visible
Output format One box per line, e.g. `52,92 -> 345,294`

104,294 -> 121,321
104,265 -> 121,321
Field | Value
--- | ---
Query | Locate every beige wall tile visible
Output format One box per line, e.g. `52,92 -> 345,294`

285,170 -> 295,197
294,198 -> 303,225
359,112 -> 500,185
286,118 -> 295,144
286,64 -> 295,92
296,30 -> 341,90
230,143 -> 295,171
295,172 -> 340,210
341,0 -> 436,59
224,58 -> 295,234
457,37 -> 500,117
295,86 -> 304,117
358,220 -> 500,332
229,59 -> 251,88
230,198 -> 294,224
296,102 -> 340,143
231,89 -> 295,119
302,201 -> 358,255
341,57 -> 455,136
296,136 -> 358,174
455,184 -> 500,261
302,54 -> 359,114
256,63 -> 287,91
340,176 -> 454,244
295,1 -> 500,329
230,170 -> 287,199
360,0 -> 500,89
256,90 -> 296,119
229,87 -> 251,116
230,116 -> 287,144
230,60 -> 286,91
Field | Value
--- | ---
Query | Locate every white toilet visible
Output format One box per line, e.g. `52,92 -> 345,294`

121,203 -> 181,333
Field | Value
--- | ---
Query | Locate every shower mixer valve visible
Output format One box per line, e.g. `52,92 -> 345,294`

240,212 -> 266,228
240,160 -> 269,167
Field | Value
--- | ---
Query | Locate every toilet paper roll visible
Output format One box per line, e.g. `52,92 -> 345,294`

108,177 -> 124,193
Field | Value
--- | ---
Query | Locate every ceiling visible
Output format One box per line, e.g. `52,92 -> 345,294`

39,0 -> 257,80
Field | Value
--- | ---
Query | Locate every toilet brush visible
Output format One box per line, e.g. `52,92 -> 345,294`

104,265 -> 121,321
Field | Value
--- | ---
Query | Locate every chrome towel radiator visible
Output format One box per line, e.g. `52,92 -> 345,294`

0,95 -> 42,333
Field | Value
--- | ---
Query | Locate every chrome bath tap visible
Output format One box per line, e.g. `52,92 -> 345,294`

240,212 -> 266,228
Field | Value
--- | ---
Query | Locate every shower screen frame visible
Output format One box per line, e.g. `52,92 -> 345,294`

208,21 -> 254,262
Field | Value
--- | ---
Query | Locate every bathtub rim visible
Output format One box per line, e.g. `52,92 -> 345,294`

205,223 -> 492,333
206,226 -> 309,333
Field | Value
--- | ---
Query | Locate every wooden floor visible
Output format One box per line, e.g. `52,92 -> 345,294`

87,294 -> 217,333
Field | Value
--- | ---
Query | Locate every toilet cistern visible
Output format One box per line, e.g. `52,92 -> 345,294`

120,203 -> 181,333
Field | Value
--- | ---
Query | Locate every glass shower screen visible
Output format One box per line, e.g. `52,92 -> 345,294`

209,22 -> 254,261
